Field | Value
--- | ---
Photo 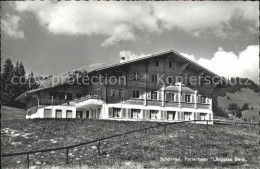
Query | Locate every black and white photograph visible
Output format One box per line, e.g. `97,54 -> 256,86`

1,1 -> 259,168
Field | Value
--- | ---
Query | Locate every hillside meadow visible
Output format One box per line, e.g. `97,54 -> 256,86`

1,119 -> 260,168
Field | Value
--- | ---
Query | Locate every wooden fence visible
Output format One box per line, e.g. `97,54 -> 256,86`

2,120 -> 259,168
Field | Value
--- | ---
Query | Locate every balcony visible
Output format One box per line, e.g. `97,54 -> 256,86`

181,102 -> 195,108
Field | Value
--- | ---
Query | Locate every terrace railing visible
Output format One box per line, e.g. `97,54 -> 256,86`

2,120 -> 259,168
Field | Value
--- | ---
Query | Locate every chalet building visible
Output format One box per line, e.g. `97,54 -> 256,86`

16,50 -> 228,124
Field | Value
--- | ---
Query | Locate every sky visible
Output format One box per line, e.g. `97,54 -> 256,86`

1,1 -> 259,83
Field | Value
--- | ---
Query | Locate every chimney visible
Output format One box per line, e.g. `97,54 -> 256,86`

120,56 -> 126,63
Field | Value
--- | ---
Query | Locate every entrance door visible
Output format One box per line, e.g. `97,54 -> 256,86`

76,111 -> 83,119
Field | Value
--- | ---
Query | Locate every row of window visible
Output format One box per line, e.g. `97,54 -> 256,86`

132,73 -> 175,84
49,91 -> 82,100
110,108 -> 211,121
152,60 -> 176,68
109,88 -> 209,103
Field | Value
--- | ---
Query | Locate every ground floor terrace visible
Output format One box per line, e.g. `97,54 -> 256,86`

26,102 -> 213,124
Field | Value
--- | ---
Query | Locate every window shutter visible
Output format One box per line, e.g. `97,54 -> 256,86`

158,91 -> 162,100
127,109 -> 131,118
206,98 -> 209,104
146,110 -> 150,119
209,113 -> 211,120
193,112 -> 196,120
182,94 -> 185,102
166,93 -> 170,101
163,111 -> 167,120
108,107 -> 113,118
160,110 -> 164,120
197,96 -> 201,103
181,112 -> 184,120
142,110 -> 146,119
177,111 -> 180,120
147,91 -> 151,100
197,113 -> 201,120
122,109 -> 126,118
175,93 -> 179,102
191,95 -> 194,103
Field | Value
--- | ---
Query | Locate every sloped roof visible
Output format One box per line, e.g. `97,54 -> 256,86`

16,50 -> 229,101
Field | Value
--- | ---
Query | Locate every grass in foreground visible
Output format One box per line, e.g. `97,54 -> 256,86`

1,119 -> 260,168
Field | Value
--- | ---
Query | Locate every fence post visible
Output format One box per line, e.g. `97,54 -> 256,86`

98,140 -> 101,155
66,148 -> 69,164
27,153 -> 30,168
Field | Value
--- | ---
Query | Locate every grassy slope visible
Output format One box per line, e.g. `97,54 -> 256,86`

217,88 -> 259,121
1,119 -> 259,168
1,106 -> 26,120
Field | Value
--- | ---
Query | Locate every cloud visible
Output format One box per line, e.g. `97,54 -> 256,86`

196,45 -> 259,82
180,53 -> 196,61
13,1 -> 258,45
1,14 -> 24,39
119,50 -> 146,62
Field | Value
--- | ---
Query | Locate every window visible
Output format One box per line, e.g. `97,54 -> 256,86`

155,60 -> 160,67
185,95 -> 191,102
169,93 -> 175,101
110,89 -> 115,97
152,75 -> 157,83
133,72 -> 141,81
151,92 -> 157,100
169,61 -> 172,68
150,110 -> 158,119
119,89 -> 124,98
167,76 -> 174,84
66,93 -> 72,100
201,96 -> 207,103
131,109 -> 141,119
56,109 -> 62,118
133,90 -> 140,99
113,108 -> 121,118
66,110 -> 73,118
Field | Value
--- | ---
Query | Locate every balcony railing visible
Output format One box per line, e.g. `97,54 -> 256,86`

181,102 -> 195,108
197,103 -> 210,109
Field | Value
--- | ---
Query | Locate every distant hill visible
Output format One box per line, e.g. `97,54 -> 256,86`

217,88 -> 259,121
1,106 -> 26,120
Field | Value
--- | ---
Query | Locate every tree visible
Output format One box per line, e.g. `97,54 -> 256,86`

27,72 -> 39,90
1,59 -> 15,106
228,103 -> 242,118
241,103 -> 249,111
